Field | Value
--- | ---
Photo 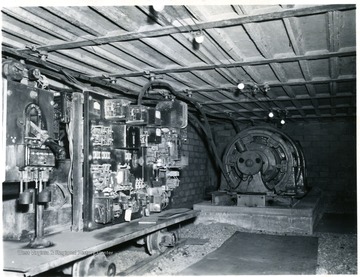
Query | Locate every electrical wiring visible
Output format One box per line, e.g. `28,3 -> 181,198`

182,6 -> 253,84
179,5 -> 284,118
49,182 -> 69,209
162,6 -> 278,118
173,7 -> 239,84
66,103 -> 75,194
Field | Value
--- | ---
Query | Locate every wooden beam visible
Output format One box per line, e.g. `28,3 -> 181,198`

15,4 -> 355,53
201,92 -> 354,105
177,5 -> 284,114
283,17 -> 322,116
328,11 -> 341,116
2,7 -> 78,41
230,113 -> 355,121
90,7 -> 187,88
90,6 -> 139,32
71,92 -> 84,231
105,49 -> 355,78
2,17 -> 145,76
90,7 -> 224,91
3,6 -> 173,92
164,6 -> 239,84
42,6 -> 107,36
137,6 -> 239,86
196,91 -> 254,120
172,73 -> 355,93
2,46 -> 140,96
4,7 -> 144,76
215,90 -> 267,118
22,7 -> 90,38
209,103 -> 355,113
240,7 -> 307,117
89,9 -> 235,115
176,5 -> 265,116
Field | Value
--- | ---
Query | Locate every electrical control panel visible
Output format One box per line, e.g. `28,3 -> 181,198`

83,95 -> 188,230
2,61 -> 189,237
4,81 -> 58,182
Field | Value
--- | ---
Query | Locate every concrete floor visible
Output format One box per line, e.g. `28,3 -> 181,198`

180,231 -> 319,275
178,212 -> 357,275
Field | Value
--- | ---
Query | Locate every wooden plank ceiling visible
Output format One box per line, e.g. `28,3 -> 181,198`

1,4 -> 356,123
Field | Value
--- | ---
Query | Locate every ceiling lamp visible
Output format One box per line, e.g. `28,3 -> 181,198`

237,82 -> 245,90
280,119 -> 286,125
252,84 -> 260,95
194,31 -> 205,44
268,111 -> 274,118
264,84 -> 271,93
152,4 -> 165,12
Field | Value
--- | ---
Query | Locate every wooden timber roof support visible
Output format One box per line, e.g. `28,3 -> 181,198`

16,5 -> 355,53
98,50 -> 355,78
2,4 -> 355,123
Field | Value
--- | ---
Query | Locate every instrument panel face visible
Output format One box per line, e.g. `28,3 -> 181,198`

84,96 -> 188,230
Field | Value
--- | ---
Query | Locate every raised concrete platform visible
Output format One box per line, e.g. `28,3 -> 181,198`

193,190 -> 323,235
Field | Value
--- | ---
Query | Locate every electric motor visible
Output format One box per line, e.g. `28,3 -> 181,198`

221,126 -> 307,197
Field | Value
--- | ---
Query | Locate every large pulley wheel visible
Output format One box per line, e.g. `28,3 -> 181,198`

222,126 -> 306,196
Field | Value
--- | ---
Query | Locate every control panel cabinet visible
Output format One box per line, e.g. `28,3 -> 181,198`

82,93 -> 188,230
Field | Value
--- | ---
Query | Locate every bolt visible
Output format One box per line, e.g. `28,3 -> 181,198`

17,119 -> 24,126
245,159 -> 254,167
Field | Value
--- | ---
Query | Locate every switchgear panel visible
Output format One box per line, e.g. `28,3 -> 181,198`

2,59 -> 189,239
83,95 -> 188,230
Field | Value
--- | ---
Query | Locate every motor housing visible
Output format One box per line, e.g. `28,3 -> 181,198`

221,126 -> 307,197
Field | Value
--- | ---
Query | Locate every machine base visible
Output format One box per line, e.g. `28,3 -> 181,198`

194,189 -> 323,235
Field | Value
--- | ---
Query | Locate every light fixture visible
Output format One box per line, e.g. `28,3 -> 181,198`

264,84 -> 270,93
280,119 -> 286,125
194,31 -> 205,44
152,4 -> 165,12
252,84 -> 260,95
268,111 -> 274,118
185,89 -> 192,98
237,82 -> 245,90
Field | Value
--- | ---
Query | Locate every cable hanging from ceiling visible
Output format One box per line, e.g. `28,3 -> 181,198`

148,5 -> 285,121
150,5 -> 273,97
181,5 -> 279,114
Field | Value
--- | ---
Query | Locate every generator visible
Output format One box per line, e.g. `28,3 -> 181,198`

220,126 -> 307,206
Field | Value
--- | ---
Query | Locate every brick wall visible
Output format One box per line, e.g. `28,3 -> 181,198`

209,120 -> 356,213
283,120 -> 356,213
171,122 -> 213,208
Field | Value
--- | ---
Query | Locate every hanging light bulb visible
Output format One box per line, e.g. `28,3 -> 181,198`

152,4 -> 165,12
237,82 -> 245,90
185,89 -> 192,98
268,111 -> 274,118
194,31 -> 205,44
264,84 -> 271,93
252,84 -> 260,96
